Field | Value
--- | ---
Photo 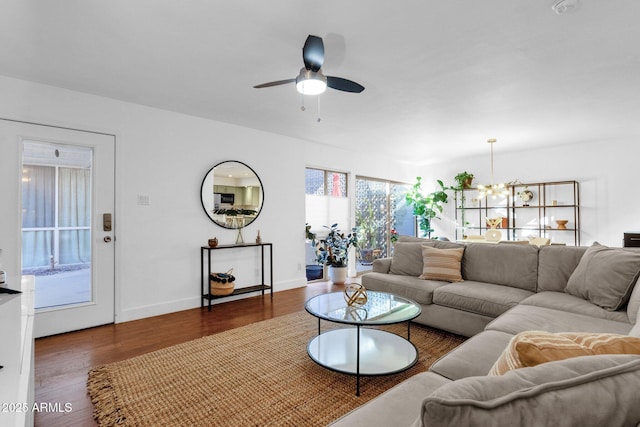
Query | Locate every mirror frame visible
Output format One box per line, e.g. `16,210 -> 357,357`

200,160 -> 264,229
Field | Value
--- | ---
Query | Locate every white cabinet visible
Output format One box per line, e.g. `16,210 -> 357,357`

0,276 -> 35,427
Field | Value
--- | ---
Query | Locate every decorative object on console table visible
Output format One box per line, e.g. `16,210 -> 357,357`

256,230 -> 262,244
209,269 -> 235,296
208,237 -> 218,248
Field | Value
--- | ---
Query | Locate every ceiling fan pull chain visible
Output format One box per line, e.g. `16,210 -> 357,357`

300,92 -> 306,111
317,96 -> 321,123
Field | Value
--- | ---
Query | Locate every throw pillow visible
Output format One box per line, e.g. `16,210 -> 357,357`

419,245 -> 464,282
565,242 -> 640,311
489,330 -> 640,376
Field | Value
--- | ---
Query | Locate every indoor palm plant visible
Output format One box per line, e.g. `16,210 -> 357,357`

317,223 -> 358,284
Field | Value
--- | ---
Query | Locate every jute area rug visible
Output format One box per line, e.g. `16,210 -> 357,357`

88,311 -> 465,427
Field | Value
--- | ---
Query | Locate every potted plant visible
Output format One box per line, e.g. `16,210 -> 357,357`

454,171 -> 475,189
305,224 -> 323,281
317,223 -> 358,284
453,171 -> 475,237
356,202 -> 379,265
405,177 -> 450,238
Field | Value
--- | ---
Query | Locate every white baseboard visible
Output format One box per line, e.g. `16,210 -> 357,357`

116,278 -> 307,323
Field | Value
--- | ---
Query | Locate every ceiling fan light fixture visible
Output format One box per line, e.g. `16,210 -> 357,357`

296,68 -> 327,95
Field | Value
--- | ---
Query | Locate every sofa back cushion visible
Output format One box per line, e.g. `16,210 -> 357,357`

391,238 -> 464,277
537,245 -> 587,292
390,242 -> 434,276
462,243 -> 539,291
422,355 -> 640,427
565,242 -> 640,311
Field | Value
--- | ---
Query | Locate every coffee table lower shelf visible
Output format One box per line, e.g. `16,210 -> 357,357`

307,327 -> 418,396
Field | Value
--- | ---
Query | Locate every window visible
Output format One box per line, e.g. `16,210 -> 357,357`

305,168 -> 349,236
355,177 -> 414,270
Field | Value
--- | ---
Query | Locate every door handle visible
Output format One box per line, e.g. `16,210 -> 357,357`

104,236 -> 112,243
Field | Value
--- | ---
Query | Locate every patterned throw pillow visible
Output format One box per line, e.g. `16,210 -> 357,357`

489,330 -> 640,375
419,245 -> 464,282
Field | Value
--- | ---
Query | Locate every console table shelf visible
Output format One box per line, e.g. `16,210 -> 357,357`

200,243 -> 273,311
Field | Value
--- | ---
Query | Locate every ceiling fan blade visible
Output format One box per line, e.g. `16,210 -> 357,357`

253,78 -> 296,88
326,76 -> 365,93
302,35 -> 324,71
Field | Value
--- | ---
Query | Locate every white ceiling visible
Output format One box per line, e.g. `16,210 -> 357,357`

1,0 -> 638,164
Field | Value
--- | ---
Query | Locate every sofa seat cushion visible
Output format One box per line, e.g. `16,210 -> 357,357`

421,354 -> 640,427
489,330 -> 640,375
433,281 -> 534,318
429,330 -> 514,380
361,272 -> 446,305
565,242 -> 640,311
327,372 -> 450,427
462,243 -> 539,291
486,304 -> 633,336
520,291 -> 629,323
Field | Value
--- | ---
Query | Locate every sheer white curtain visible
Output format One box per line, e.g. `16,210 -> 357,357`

58,167 -> 91,264
21,165 -> 91,268
21,165 -> 55,267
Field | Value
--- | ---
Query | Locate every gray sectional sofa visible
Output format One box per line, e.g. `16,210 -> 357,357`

329,236 -> 640,427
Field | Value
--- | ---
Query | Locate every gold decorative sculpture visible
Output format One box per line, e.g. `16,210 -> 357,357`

344,283 -> 368,306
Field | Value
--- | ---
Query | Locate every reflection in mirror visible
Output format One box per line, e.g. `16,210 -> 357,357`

200,161 -> 264,229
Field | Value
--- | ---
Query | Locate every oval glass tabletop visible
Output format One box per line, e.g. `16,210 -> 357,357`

305,291 -> 421,326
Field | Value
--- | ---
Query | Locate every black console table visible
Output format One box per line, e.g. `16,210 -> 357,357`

201,243 -> 273,311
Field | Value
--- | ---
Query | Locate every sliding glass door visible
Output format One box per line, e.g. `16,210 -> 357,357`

355,177 -> 414,271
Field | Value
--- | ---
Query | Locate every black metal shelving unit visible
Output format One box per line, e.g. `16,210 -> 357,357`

455,180 -> 580,245
200,242 -> 273,311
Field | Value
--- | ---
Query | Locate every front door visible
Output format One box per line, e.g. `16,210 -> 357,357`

0,119 -> 115,337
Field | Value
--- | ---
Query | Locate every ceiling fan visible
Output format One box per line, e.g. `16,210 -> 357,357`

254,35 -> 365,95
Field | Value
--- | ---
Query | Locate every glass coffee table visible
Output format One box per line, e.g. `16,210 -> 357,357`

304,291 -> 422,396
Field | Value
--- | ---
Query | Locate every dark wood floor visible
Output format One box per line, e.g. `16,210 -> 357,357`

34,281 -> 350,427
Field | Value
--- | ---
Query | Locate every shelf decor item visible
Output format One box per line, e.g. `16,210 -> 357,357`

210,268 -> 236,296
518,186 -> 534,206
344,283 -> 368,306
556,220 -> 569,230
454,171 -> 475,189
485,217 -> 503,241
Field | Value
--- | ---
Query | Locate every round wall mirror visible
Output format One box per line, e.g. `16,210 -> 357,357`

200,161 -> 264,229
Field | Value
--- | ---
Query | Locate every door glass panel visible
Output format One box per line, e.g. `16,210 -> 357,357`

21,141 -> 93,310
355,178 -> 414,272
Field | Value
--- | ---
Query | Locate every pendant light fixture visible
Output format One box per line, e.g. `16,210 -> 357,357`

477,138 -> 509,198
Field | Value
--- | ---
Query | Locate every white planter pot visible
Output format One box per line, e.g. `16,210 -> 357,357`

328,266 -> 348,285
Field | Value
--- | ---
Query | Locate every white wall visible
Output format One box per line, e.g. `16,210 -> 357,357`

0,75 -> 418,323
423,139 -> 640,247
